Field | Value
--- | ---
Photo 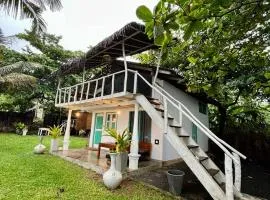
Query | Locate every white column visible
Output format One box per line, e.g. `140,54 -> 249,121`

63,109 -> 72,151
225,154 -> 234,200
128,103 -> 141,170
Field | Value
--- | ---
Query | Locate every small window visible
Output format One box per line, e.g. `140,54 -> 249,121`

199,102 -> 207,114
192,123 -> 198,142
106,113 -> 117,129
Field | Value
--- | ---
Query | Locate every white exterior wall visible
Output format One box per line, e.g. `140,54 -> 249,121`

153,78 -> 209,161
89,107 -> 134,148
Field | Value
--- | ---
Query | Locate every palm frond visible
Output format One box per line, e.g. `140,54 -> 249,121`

0,61 -> 44,76
0,72 -> 37,89
0,0 -> 62,33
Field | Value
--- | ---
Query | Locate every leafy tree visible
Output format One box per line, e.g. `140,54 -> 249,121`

136,0 -> 270,135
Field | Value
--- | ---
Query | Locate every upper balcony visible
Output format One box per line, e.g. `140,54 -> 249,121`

55,69 -> 152,110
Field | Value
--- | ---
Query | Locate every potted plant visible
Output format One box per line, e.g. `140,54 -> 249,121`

104,128 -> 131,172
15,122 -> 28,136
48,125 -> 61,152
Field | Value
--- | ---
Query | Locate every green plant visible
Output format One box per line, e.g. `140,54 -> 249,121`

48,125 -> 61,139
104,128 -> 131,153
15,122 -> 27,134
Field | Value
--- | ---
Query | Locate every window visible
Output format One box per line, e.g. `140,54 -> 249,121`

192,123 -> 198,142
199,102 -> 207,114
106,113 -> 117,129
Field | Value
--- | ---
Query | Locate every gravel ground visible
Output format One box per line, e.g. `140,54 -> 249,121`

134,161 -> 270,200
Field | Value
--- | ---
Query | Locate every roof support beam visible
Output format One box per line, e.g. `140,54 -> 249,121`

122,42 -> 128,92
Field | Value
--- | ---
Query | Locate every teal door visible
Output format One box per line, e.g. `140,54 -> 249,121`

192,123 -> 198,142
94,114 -> 103,144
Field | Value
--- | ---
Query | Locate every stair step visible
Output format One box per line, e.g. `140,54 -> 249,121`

207,168 -> 220,176
187,144 -> 199,149
149,100 -> 161,105
219,182 -> 226,191
197,156 -> 209,162
155,107 -> 164,112
178,134 -> 189,137
162,115 -> 174,120
169,124 -> 182,128
146,97 -> 158,101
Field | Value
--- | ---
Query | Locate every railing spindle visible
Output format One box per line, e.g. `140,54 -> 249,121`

163,98 -> 168,134
64,88 -> 66,103
74,85 -> 78,102
68,87 -> 71,103
133,71 -> 137,94
86,82 -> 90,100
179,103 -> 183,127
80,83 -> 84,101
59,89 -> 62,104
101,77 -> 105,97
94,80 -> 98,98
111,74 -> 115,95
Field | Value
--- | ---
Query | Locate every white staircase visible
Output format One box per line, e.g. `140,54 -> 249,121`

130,70 -> 246,200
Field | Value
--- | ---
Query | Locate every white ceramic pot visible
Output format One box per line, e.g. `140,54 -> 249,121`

34,144 -> 46,154
50,139 -> 58,152
103,153 -> 122,189
22,128 -> 28,136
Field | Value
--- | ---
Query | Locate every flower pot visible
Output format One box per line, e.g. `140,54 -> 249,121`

103,152 -> 122,189
50,139 -> 58,152
116,152 -> 128,172
34,144 -> 46,154
22,128 -> 28,136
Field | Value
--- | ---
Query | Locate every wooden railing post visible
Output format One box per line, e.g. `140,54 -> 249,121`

94,80 -> 98,98
59,89 -> 62,104
68,87 -> 71,103
74,85 -> 78,102
225,154 -> 234,200
101,77 -> 105,97
111,74 -> 115,95
64,88 -> 67,103
133,71 -> 137,94
179,103 -> 183,127
233,152 -> 241,192
86,82 -> 90,100
80,83 -> 84,101
163,98 -> 168,134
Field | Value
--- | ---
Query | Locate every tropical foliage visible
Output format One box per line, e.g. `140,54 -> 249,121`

136,0 -> 270,135
0,0 -> 62,33
105,128 -> 131,153
48,125 -> 61,139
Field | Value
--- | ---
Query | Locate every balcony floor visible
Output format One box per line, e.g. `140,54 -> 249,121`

56,92 -> 136,110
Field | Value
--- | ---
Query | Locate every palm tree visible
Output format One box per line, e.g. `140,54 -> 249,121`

0,61 -> 44,89
0,0 -> 62,33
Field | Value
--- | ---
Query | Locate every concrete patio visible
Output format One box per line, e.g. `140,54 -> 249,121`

53,148 -> 162,177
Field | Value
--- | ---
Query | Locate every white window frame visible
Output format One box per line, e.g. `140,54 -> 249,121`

105,112 -> 117,129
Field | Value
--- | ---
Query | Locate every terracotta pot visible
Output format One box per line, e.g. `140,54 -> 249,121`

103,153 -> 122,189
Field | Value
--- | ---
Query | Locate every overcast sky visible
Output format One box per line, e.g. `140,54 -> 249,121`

0,0 -> 158,52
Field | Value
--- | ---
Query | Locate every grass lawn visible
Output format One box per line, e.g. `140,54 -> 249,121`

0,133 -> 174,200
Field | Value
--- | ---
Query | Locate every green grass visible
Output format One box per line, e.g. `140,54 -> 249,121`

0,133 -> 173,200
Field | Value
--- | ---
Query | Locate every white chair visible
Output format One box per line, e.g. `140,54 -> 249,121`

38,128 -> 50,136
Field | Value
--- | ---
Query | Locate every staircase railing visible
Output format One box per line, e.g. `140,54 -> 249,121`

127,69 -> 246,199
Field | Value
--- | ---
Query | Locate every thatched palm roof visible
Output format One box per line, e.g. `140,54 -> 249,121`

57,22 -> 157,76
